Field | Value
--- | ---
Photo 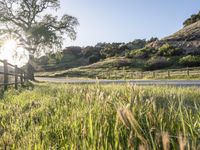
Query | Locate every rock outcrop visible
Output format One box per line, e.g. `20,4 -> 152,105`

148,21 -> 200,54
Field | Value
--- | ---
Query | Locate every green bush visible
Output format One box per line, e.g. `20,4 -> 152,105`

82,46 -> 101,58
157,43 -> 182,56
127,47 -> 155,59
88,55 -> 100,64
179,55 -> 200,67
100,43 -> 124,58
145,57 -> 172,70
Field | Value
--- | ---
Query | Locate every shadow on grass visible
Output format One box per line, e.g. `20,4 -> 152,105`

0,81 -> 35,99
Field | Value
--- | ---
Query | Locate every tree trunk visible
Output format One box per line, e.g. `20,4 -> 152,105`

27,55 -> 35,80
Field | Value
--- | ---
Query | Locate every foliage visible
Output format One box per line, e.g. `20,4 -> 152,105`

147,37 -> 158,43
100,43 -> 124,58
34,39 -> 148,70
0,0 -> 79,56
0,84 -> 199,149
145,57 -> 172,70
82,46 -> 101,58
179,55 -> 200,67
126,39 -> 146,50
0,0 -> 79,79
88,55 -> 100,64
183,11 -> 200,27
157,43 -> 182,56
127,47 -> 155,59
99,40 -> 146,59
63,46 -> 82,57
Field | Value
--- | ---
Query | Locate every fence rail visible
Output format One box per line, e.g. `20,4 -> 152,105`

96,67 -> 200,79
0,59 -> 27,90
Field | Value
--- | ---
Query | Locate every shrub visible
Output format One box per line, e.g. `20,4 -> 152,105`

183,11 -> 200,26
179,55 -> 200,67
144,57 -> 172,70
88,55 -> 100,64
157,43 -> 182,56
126,39 -> 146,50
147,37 -> 158,43
82,46 -> 101,58
100,43 -> 124,58
128,47 -> 155,59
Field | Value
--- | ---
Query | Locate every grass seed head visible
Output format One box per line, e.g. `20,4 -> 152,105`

162,132 -> 170,150
178,134 -> 187,150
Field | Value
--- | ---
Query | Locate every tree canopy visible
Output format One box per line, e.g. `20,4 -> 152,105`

0,0 -> 79,56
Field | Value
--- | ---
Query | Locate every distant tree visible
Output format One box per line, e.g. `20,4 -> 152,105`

0,0 -> 79,80
82,46 -> 100,58
127,39 -> 146,50
63,46 -> 82,56
147,37 -> 158,43
88,55 -> 100,64
95,42 -> 107,49
183,11 -> 200,27
100,43 -> 123,58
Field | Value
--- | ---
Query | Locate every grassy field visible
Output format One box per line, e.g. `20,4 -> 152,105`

0,83 -> 199,149
35,56 -> 200,80
35,66 -> 200,80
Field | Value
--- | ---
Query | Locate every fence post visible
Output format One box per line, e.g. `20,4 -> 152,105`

3,60 -> 8,90
141,71 -> 143,79
123,67 -> 125,79
23,72 -> 26,82
168,70 -> 170,78
20,70 -> 24,86
15,65 -> 18,90
187,68 -> 190,76
153,72 -> 156,78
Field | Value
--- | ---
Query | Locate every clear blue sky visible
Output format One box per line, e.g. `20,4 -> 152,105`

58,0 -> 200,47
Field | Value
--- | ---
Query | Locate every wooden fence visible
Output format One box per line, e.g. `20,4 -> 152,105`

0,60 -> 27,90
98,67 -> 200,79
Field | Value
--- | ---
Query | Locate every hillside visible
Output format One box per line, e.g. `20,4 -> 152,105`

35,16 -> 200,77
149,20 -> 200,54
34,47 -> 89,71
35,57 -> 144,78
34,40 -> 147,71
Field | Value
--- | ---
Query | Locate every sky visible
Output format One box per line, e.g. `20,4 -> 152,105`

56,0 -> 200,47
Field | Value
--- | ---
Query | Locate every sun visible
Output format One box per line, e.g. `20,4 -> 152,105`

3,39 -> 17,51
0,39 -> 29,67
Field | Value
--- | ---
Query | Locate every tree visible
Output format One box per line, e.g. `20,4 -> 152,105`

100,43 -> 123,58
88,55 -> 100,64
147,37 -> 158,43
0,0 -> 79,80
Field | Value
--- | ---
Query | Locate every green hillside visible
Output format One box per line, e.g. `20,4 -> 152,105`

35,12 -> 200,77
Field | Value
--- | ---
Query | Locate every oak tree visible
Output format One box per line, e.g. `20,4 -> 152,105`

0,0 -> 79,79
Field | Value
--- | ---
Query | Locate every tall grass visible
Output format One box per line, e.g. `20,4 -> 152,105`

0,83 -> 199,149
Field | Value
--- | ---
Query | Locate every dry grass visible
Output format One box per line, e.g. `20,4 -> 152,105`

0,83 -> 199,149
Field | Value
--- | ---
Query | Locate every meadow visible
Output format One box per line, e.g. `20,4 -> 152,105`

0,83 -> 199,149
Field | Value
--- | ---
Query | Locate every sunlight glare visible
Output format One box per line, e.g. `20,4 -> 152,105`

0,39 -> 29,67
3,39 -> 17,51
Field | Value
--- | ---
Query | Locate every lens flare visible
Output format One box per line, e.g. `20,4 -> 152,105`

0,39 -> 28,67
